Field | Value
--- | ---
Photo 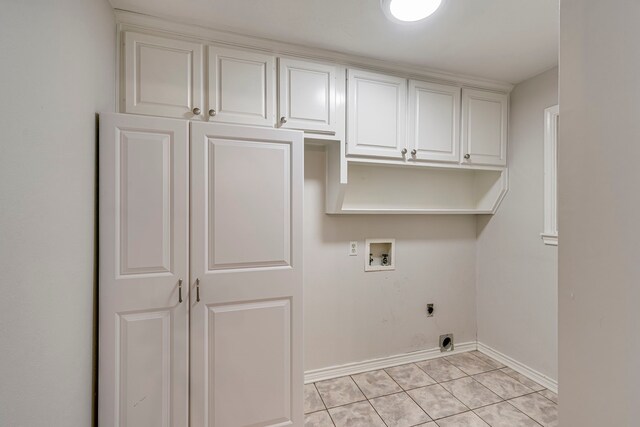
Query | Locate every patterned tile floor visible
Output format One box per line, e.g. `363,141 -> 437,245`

305,351 -> 558,427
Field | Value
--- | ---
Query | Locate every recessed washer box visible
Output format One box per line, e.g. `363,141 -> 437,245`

365,238 -> 395,272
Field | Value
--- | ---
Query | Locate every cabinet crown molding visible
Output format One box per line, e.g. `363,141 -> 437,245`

115,9 -> 514,93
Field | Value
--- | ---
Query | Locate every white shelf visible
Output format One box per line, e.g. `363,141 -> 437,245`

324,146 -> 508,215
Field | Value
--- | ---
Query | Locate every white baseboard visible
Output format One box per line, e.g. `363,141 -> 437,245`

304,341 -> 477,384
305,341 -> 559,395
477,342 -> 558,394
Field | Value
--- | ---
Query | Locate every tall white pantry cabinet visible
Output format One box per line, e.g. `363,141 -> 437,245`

99,113 -> 304,427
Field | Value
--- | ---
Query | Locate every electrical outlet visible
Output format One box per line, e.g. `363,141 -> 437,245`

426,304 -> 434,317
349,241 -> 358,256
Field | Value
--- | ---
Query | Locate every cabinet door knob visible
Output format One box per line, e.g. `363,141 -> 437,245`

401,148 -> 408,155
280,116 -> 288,124
464,153 -> 471,160
178,279 -> 183,303
411,149 -> 417,156
208,109 -> 217,117
192,107 -> 201,115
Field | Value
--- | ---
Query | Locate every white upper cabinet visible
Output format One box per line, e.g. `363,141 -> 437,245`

408,80 -> 461,163
347,69 -> 407,158
119,31 -> 509,169
461,88 -> 508,166
208,46 -> 276,126
278,58 -> 337,134
124,32 -> 204,119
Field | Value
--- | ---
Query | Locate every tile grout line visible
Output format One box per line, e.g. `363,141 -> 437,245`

422,386 -> 473,420
435,367 -> 503,385
423,358 -> 554,426
445,352 -> 500,376
312,382 -> 550,416
504,391 -> 557,426
535,389 -> 559,405
312,388 -> 551,425
414,356 -> 492,383
439,376 -> 504,410
313,377 -> 367,410
325,409 -> 338,427
411,357 -> 493,420
311,381 -> 336,427
499,366 -> 548,393
500,399 -> 545,427
469,391 -> 544,426
503,390 -> 554,426
309,351 -> 557,426
348,374 -> 390,427
465,369 -> 540,401
444,356 -> 555,425
401,362 -> 440,385
312,382 -> 328,412
476,352 -> 557,401
382,365 -> 434,425
432,410 -> 479,426
434,353 -> 505,425
471,408 -> 502,427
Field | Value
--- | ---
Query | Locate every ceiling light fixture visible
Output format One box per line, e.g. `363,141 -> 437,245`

381,0 -> 443,23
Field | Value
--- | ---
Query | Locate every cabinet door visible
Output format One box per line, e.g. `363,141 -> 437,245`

407,80 -> 461,163
461,88 -> 508,166
278,58 -> 336,134
208,46 -> 276,126
99,113 -> 189,427
190,122 -> 303,427
347,69 -> 407,158
124,32 -> 204,119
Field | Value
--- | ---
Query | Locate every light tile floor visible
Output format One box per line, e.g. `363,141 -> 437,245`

305,351 -> 558,427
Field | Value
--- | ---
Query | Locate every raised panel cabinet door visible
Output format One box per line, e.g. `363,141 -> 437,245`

124,32 -> 204,119
190,122 -> 303,427
278,58 -> 336,134
408,80 -> 461,163
347,69 -> 407,158
99,113 -> 189,427
208,46 -> 276,126
461,88 -> 508,166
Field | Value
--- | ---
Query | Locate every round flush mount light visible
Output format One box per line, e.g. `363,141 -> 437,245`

381,0 -> 442,23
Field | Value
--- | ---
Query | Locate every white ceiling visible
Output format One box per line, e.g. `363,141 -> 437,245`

110,0 -> 559,84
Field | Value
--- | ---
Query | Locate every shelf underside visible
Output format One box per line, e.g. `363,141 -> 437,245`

326,159 -> 508,215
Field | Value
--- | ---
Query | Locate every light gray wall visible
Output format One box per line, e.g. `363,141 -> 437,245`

304,146 -> 478,371
476,68 -> 558,380
0,0 -> 115,425
559,1 -> 640,424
